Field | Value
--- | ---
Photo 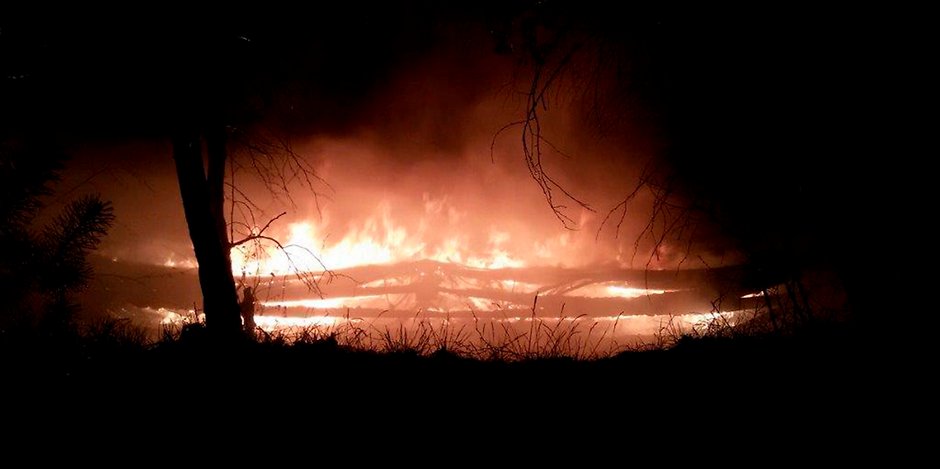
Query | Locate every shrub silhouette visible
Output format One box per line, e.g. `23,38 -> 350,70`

0,139 -> 114,333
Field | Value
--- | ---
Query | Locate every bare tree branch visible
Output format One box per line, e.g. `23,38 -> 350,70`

242,234 -> 338,298
220,127 -> 340,299
230,211 -> 288,248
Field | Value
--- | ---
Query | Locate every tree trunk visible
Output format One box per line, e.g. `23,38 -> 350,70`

173,130 -> 241,337
206,124 -> 229,244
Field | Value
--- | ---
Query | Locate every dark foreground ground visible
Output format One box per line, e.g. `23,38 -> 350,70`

3,322 -> 922,460
2,323 -> 879,409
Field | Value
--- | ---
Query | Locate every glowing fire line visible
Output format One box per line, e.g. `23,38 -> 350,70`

153,306 -> 744,341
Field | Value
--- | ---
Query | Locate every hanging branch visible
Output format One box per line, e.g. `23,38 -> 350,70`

493,41 -> 596,230
522,45 -> 595,229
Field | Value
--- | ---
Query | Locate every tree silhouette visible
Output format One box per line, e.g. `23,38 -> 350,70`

170,124 -> 329,340
153,17 -> 346,340
0,12 -> 337,339
2,6 -> 445,339
171,127 -> 243,337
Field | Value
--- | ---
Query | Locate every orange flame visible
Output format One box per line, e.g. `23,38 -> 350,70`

231,198 -> 543,276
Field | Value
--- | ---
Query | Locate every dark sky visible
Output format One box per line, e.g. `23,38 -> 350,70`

3,3 -> 523,140
2,3 -> 889,273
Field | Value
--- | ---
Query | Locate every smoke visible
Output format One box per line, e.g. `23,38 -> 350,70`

52,9 -> 734,273
222,36 -> 690,271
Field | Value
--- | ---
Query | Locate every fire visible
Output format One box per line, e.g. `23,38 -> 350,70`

565,283 -> 674,299
253,314 -> 340,331
263,295 -> 387,310
163,256 -> 197,269
230,198 -> 538,276
139,192 -> 729,349
232,215 -> 423,275
220,195 -> 700,320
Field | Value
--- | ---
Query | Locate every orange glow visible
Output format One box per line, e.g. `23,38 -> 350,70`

152,306 -> 745,356
565,282 -> 675,299
155,189 -> 733,354
231,199 -> 533,276
162,256 -> 197,269
219,198 -> 707,324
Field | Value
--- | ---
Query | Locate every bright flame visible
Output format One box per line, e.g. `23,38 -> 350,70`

565,282 -> 675,299
604,285 -> 669,298
232,219 -> 425,274
263,295 -> 384,309
144,306 -> 202,325
163,256 -> 197,269
231,198 -> 535,276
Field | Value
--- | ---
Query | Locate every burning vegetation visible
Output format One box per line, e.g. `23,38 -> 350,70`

3,3 -> 866,363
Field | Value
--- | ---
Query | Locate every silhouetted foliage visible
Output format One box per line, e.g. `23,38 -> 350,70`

0,140 -> 113,333
38,195 -> 114,294
0,139 -> 62,233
